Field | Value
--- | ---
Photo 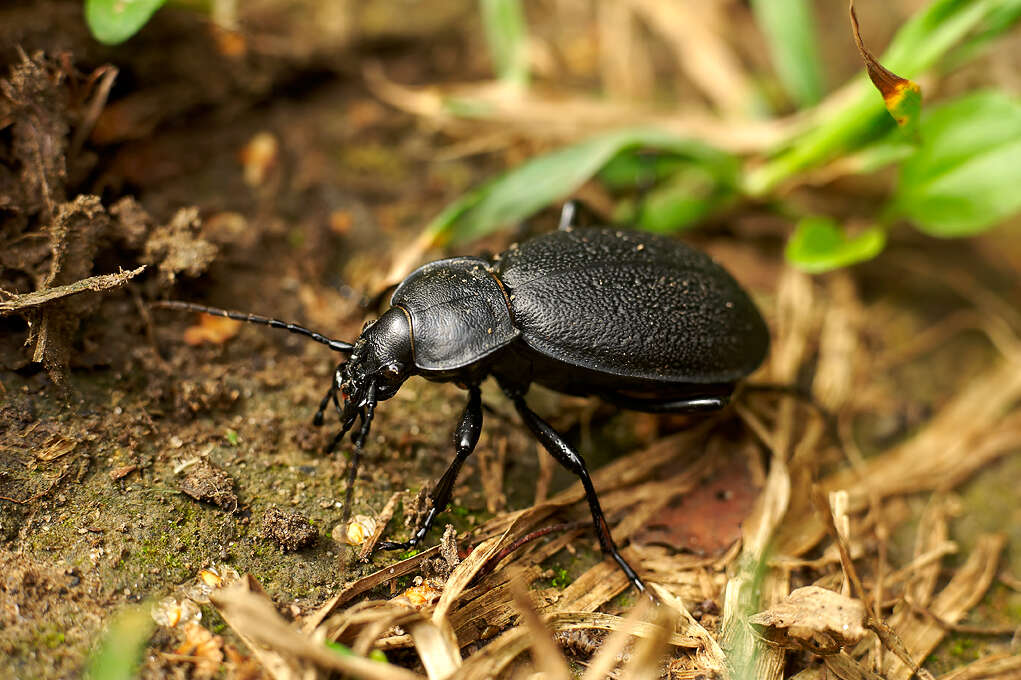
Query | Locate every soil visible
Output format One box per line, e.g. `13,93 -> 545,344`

2,1 -> 1020,679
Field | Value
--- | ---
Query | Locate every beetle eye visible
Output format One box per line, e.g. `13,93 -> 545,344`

386,363 -> 401,376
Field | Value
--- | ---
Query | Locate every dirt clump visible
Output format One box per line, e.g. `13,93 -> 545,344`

261,506 -> 318,552
178,459 -> 238,512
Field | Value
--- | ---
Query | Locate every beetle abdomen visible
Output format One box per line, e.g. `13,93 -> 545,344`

392,257 -> 519,371
494,229 -> 769,384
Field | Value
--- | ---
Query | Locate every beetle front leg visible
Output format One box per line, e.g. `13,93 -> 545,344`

377,384 -> 483,552
506,390 -> 648,596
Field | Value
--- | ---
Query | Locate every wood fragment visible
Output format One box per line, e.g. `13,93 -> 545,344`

358,491 -> 403,561
0,266 -> 146,315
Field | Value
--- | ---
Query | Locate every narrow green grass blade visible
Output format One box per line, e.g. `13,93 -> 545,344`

425,128 -> 735,245
480,0 -> 530,87
750,0 -> 825,107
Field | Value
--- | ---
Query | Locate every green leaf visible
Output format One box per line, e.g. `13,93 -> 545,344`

480,0 -> 530,87
785,217 -> 886,273
750,0 -> 825,107
324,640 -> 388,664
598,152 -> 691,192
893,91 -> 1021,236
425,128 -> 735,245
627,166 -> 738,234
85,0 -> 167,45
85,606 -> 155,680
325,641 -> 354,656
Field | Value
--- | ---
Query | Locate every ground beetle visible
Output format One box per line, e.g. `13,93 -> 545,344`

156,205 -> 769,594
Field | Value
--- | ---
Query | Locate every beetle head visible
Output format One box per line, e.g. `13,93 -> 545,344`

323,306 -> 414,444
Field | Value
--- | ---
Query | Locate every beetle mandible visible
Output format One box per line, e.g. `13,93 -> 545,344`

157,206 -> 769,594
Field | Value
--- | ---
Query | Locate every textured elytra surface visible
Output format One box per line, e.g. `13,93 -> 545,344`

392,256 -> 519,370
494,228 -> 770,384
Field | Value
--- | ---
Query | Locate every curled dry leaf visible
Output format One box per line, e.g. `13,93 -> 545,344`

848,0 -> 921,137
749,585 -> 867,653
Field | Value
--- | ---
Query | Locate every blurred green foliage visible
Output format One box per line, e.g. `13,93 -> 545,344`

441,0 -> 1021,272
85,0 -> 167,44
84,606 -> 154,680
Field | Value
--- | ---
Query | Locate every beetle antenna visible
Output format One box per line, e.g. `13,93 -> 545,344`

152,301 -> 354,353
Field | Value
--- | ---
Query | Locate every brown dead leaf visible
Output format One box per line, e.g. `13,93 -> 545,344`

213,575 -> 424,680
183,313 -> 243,346
749,586 -> 867,653
631,459 -> 756,555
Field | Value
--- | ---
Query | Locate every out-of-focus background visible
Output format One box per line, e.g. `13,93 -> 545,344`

1,1 -> 1020,678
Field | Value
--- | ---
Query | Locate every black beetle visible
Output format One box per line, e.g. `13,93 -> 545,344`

156,206 -> 769,594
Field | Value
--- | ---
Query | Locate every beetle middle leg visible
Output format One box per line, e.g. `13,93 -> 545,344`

503,387 -> 648,595
377,384 -> 483,552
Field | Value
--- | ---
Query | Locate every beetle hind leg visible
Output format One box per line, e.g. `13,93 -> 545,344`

504,387 -> 648,596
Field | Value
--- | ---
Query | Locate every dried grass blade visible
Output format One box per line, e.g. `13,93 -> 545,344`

408,619 -> 462,680
650,583 -> 726,674
883,534 -> 1007,680
357,491 -> 403,562
937,653 -> 1021,680
581,600 -> 652,680
509,575 -> 571,680
619,601 -> 677,680
303,546 -> 440,632
777,359 -> 1021,557
212,575 -> 425,680
823,651 -> 886,680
